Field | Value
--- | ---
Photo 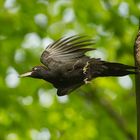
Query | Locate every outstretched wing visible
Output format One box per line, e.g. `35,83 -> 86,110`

40,35 -> 95,69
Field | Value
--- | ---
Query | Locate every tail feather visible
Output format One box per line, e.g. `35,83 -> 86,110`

88,60 -> 137,78
99,61 -> 137,76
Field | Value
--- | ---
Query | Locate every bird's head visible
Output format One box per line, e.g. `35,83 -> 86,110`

20,66 -> 48,79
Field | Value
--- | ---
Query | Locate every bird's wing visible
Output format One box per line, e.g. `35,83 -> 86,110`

40,35 -> 95,68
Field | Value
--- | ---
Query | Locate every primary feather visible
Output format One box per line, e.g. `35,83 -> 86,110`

40,35 -> 95,69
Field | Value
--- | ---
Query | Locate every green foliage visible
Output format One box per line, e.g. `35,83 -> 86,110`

0,0 -> 139,139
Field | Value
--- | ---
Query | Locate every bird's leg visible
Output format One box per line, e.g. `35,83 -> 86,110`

83,62 -> 91,84
84,78 -> 91,84
83,61 -> 89,74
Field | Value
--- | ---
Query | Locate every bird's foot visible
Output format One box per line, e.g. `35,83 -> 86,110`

83,62 -> 89,74
84,78 -> 90,84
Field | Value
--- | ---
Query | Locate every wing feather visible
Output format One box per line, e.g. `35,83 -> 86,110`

40,35 -> 95,68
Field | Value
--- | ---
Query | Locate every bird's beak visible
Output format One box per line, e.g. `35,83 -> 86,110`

19,71 -> 32,78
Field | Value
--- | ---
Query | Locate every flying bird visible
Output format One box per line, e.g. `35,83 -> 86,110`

20,35 -> 137,96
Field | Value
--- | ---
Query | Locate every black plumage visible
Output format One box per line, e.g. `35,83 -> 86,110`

20,35 -> 137,96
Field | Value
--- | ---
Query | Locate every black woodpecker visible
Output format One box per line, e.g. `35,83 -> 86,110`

20,35 -> 137,96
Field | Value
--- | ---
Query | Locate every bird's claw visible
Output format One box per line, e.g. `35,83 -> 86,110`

83,62 -> 91,84
83,62 -> 89,74
84,78 -> 90,84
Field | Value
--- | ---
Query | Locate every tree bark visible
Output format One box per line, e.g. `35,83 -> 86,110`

134,28 -> 140,140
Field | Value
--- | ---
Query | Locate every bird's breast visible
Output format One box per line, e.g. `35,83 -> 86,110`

46,67 -> 84,88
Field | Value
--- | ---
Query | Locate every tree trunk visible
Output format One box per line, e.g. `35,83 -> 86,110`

134,29 -> 140,140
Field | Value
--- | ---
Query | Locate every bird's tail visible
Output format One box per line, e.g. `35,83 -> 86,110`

84,60 -> 137,80
96,61 -> 137,77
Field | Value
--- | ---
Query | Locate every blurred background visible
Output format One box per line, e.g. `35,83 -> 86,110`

0,0 -> 140,140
